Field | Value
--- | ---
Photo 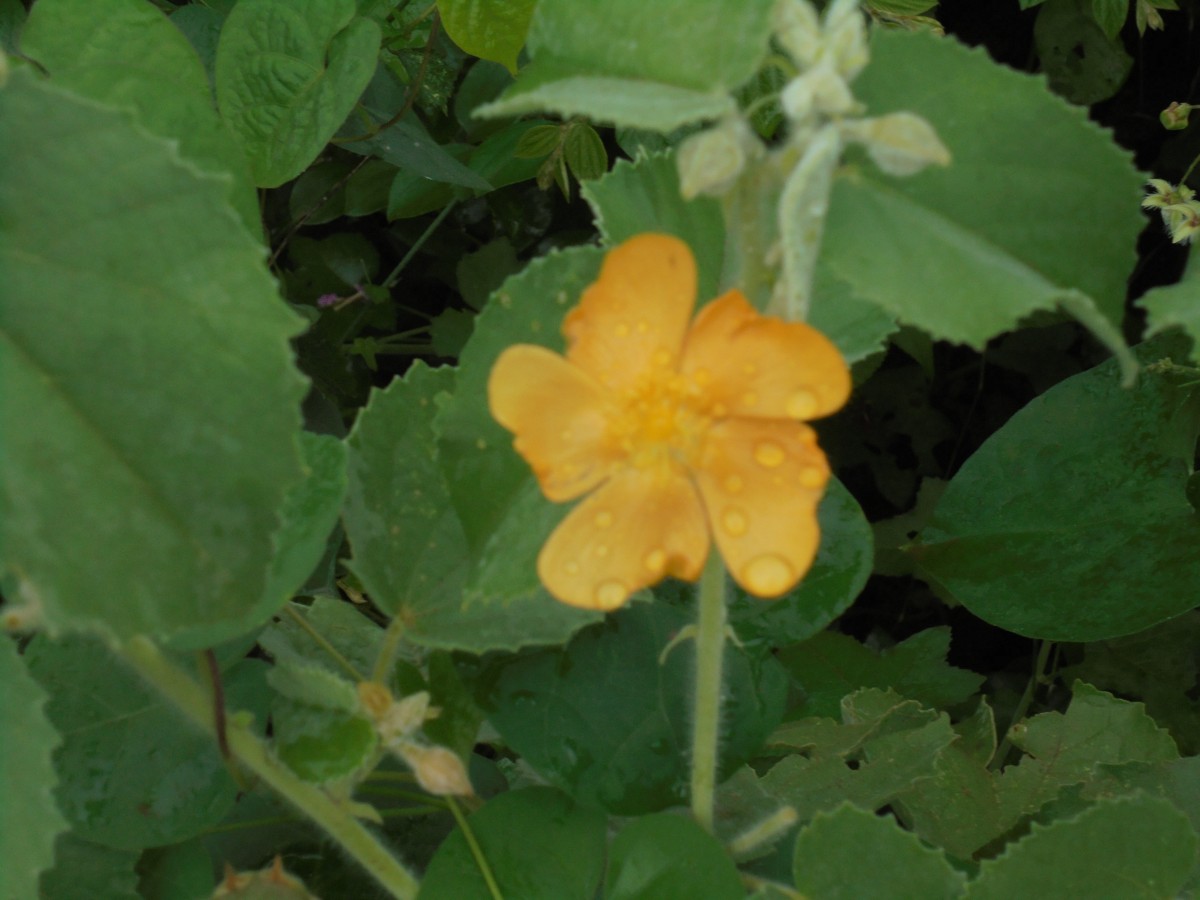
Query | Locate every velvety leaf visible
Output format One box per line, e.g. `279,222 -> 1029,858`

792,803 -> 966,900
776,627 -> 984,719
605,813 -> 744,900
825,30 -> 1141,373
345,361 -> 599,652
437,0 -> 536,73
0,68 -> 308,645
965,796 -> 1197,899
808,263 -> 897,365
728,478 -> 874,647
419,787 -> 606,899
215,0 -> 381,187
912,334 -> 1200,641
476,0 -> 773,129
20,0 -> 259,233
271,696 -> 378,784
581,152 -> 726,302
24,634 -> 271,850
0,637 -> 68,899
479,603 -> 787,815
258,596 -> 383,682
38,833 -> 140,900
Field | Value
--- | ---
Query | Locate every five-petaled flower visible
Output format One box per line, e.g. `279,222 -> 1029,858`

487,234 -> 850,610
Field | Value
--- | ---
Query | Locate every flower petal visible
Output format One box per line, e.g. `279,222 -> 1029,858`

488,344 -> 620,501
538,468 -> 710,610
564,234 -> 697,391
694,417 -> 830,598
681,291 -> 850,421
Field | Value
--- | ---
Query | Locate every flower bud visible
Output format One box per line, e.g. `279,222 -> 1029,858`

677,117 -> 759,198
824,0 -> 869,81
398,742 -> 474,796
212,857 -> 318,898
840,112 -> 951,176
1161,101 -> 1193,131
773,0 -> 823,67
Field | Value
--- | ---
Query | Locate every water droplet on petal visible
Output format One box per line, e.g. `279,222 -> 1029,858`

721,507 -> 748,536
741,554 -> 795,595
723,474 -> 744,494
754,441 -> 786,467
799,465 -> 825,488
593,510 -> 614,528
615,322 -> 631,337
565,561 -> 580,575
644,549 -> 667,572
742,391 -> 758,407
787,390 -> 819,418
636,321 -> 650,334
594,544 -> 610,558
595,580 -> 628,608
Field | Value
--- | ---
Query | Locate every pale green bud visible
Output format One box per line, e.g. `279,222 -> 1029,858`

773,0 -> 823,67
824,0 -> 870,81
781,63 -> 859,123
840,112 -> 951,176
677,117 -> 759,198
1160,101 -> 1193,131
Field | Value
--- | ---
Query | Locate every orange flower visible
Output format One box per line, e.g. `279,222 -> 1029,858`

488,234 -> 850,610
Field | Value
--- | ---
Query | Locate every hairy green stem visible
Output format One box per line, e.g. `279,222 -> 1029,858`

690,552 -> 729,832
119,637 -> 420,899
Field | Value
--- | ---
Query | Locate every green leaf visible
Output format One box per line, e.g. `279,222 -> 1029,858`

1140,245 -> 1200,354
0,637 -> 68,899
792,803 -> 966,900
271,695 -> 378,784
258,596 -> 382,683
1035,0 -> 1133,105
964,796 -> 1197,899
38,833 -> 140,900
457,238 -> 521,311
345,361 -> 600,652
564,123 -> 608,182
0,0 -> 27,53
476,0 -> 774,130
0,68 -> 307,645
137,839 -> 215,900
605,813 -> 745,900
776,627 -> 984,719
20,0 -> 259,234
1092,0 -> 1130,38
581,152 -> 726,302
419,787 -> 606,899
215,0 -> 381,187
437,0 -> 536,74
808,264 -> 897,365
912,335 -> 1200,641
24,634 -> 271,849
825,29 -> 1140,374
479,602 -> 787,815
728,477 -> 874,647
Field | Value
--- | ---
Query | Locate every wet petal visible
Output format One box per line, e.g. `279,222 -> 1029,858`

694,417 -> 830,598
538,468 -> 710,610
564,234 -> 697,392
681,292 -> 850,421
489,344 -> 620,501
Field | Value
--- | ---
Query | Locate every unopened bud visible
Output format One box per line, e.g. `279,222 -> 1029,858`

1161,102 -> 1193,131
677,117 -> 758,198
399,742 -> 474,796
841,112 -> 951,176
212,857 -> 318,898
773,0 -> 823,67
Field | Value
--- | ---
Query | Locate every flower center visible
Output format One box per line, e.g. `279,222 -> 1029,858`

608,368 -> 713,474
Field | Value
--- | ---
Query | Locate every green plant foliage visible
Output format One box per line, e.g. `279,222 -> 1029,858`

344,360 -> 600,652
24,634 -> 271,850
808,264 -> 898,365
0,637 -> 67,899
964,795 -> 1197,899
1034,0 -> 1133,106
19,0 -> 259,233
419,787 -> 606,898
605,813 -> 745,900
913,335 -> 1200,641
777,627 -> 984,718
259,596 -> 383,681
0,68 -> 308,645
825,30 -> 1141,374
215,0 -> 380,187
728,478 -> 874,647
1140,248 -> 1200,353
38,833 -> 141,900
792,803 -> 966,899
479,602 -> 787,814
137,839 -> 215,900
476,0 -> 774,129
437,0 -> 536,74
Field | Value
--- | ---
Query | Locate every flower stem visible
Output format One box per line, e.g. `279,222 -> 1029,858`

118,636 -> 420,900
690,551 -> 729,832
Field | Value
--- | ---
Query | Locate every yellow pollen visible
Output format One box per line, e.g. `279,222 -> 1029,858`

652,348 -> 672,367
754,441 -> 786,467
595,580 -> 628,607
692,368 -> 712,386
741,554 -> 794,595
594,510 -> 614,528
787,390 -> 819,418
721,507 -> 748,536
799,466 -> 825,488
644,549 -> 667,572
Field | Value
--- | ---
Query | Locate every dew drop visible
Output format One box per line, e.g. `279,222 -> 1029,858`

721,507 -> 748,537
593,510 -> 614,528
741,554 -> 795,595
594,544 -> 610,558
475,438 -> 488,450
799,465 -> 825,488
723,474 -> 744,494
595,580 -> 628,608
565,561 -> 581,575
754,441 -> 786,467
615,322 -> 631,337
786,389 -> 819,418
644,549 -> 667,572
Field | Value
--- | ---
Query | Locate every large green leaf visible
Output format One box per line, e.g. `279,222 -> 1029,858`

24,634 -> 271,850
605,814 -> 744,900
437,0 -> 536,74
824,30 -> 1142,374
38,833 -> 140,900
344,361 -> 600,652
476,0 -> 773,129
20,0 -> 258,234
215,0 -> 380,187
479,602 -> 787,815
0,69 -> 308,644
0,637 -> 68,899
912,334 -> 1200,641
420,787 -> 606,899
